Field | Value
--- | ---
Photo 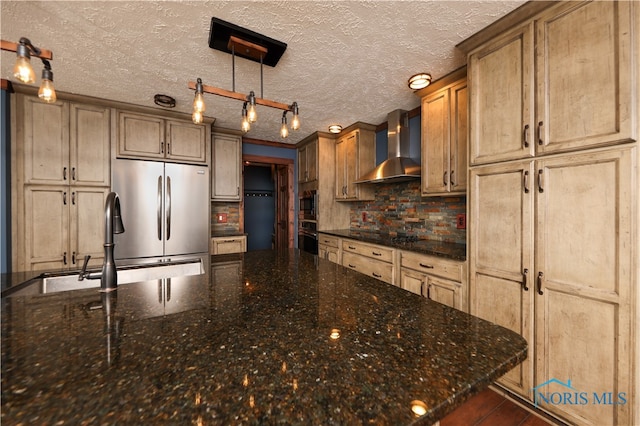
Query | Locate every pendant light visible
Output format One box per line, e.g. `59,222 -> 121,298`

13,40 -> 36,84
37,60 -> 56,103
241,102 -> 251,133
290,102 -> 300,131
280,112 -> 289,139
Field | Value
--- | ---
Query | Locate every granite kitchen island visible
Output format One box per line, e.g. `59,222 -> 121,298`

1,250 -> 526,425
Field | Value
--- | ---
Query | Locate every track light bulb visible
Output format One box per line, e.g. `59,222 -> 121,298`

38,61 -> 56,103
192,110 -> 203,124
13,43 -> 35,84
280,113 -> 289,139
291,102 -> 300,131
241,103 -> 251,133
247,91 -> 257,123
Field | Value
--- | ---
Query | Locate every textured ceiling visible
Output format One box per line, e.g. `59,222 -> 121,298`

1,1 -> 526,144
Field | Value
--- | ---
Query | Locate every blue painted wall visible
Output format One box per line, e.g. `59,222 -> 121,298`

1,89 -> 10,274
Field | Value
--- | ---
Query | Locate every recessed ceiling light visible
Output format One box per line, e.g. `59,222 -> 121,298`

328,124 -> 342,134
408,73 -> 432,90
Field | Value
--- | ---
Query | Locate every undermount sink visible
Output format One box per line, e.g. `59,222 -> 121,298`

5,258 -> 204,296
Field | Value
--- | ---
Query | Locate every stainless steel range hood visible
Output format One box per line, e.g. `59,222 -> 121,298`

355,109 -> 421,184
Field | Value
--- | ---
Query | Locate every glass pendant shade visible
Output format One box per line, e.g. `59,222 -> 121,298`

38,78 -> 56,103
192,110 -> 203,124
290,102 -> 300,130
193,92 -> 206,113
247,91 -> 257,123
241,104 -> 251,133
280,115 -> 289,139
13,55 -> 35,84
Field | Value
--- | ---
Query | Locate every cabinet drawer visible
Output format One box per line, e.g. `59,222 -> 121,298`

342,239 -> 394,263
342,252 -> 394,285
400,251 -> 463,282
318,234 -> 339,248
210,236 -> 247,254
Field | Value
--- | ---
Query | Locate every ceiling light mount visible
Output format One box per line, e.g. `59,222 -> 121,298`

408,73 -> 432,90
1,37 -> 57,103
154,94 -> 176,108
189,20 -> 299,136
328,124 -> 343,134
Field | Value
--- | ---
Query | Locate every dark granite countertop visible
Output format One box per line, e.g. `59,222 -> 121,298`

1,250 -> 523,424
320,229 -> 467,261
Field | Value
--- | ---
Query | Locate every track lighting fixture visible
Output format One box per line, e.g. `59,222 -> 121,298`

1,37 -> 57,103
188,19 -> 300,136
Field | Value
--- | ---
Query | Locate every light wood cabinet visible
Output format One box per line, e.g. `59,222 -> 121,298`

210,236 -> 247,254
117,111 -> 207,164
318,234 -> 340,263
12,93 -> 111,272
468,1 -> 635,166
211,130 -> 242,201
24,185 -> 108,271
462,3 -> 639,423
418,72 -> 467,195
297,139 -> 317,183
469,148 -> 634,425
22,96 -> 110,187
335,124 -> 375,201
341,239 -> 395,285
399,250 -> 466,311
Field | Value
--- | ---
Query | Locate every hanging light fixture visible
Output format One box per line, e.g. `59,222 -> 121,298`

188,18 -> 300,135
1,37 -> 56,103
280,111 -> 289,139
408,73 -> 432,90
241,102 -> 251,133
38,60 -> 56,103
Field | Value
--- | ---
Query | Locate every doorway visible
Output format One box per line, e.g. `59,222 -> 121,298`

242,155 -> 294,251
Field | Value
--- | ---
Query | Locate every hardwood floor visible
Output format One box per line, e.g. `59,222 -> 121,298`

440,388 -> 551,426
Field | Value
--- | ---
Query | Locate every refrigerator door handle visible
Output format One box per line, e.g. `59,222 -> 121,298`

157,176 -> 163,241
166,176 -> 171,241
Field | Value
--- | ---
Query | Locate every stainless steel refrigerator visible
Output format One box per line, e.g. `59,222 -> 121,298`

112,159 -> 209,260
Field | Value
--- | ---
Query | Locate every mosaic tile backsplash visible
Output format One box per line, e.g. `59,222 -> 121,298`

211,202 -> 241,234
349,180 -> 466,244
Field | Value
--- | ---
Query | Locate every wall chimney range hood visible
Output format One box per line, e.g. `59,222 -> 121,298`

355,109 -> 421,184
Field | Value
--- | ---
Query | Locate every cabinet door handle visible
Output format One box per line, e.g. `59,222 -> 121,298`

63,251 -> 67,265
160,141 -> 164,154
72,191 -> 76,205
63,191 -> 67,205
450,170 -> 455,186
523,170 -> 530,193
372,251 -> 382,256
443,171 -> 448,186
72,251 -> 76,265
537,271 -> 544,295
348,245 -> 356,250
167,142 -> 171,155
523,124 -> 530,148
372,272 -> 382,278
538,169 -> 544,193
537,121 -> 544,146
426,283 -> 432,300
63,167 -> 67,180
420,281 -> 424,297
71,167 -> 76,181
522,268 -> 529,291
419,263 -> 434,269
237,186 -> 240,196
348,264 -> 356,269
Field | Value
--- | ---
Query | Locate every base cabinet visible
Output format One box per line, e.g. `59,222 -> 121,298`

318,234 -> 340,263
469,147 -> 634,425
210,236 -> 247,255
399,251 -> 466,311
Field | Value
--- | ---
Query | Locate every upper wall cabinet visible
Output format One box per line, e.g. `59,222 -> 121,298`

297,138 -> 317,184
418,70 -> 467,196
211,130 -> 242,201
19,95 -> 110,187
335,123 -> 376,202
468,1 -> 636,165
117,111 -> 208,164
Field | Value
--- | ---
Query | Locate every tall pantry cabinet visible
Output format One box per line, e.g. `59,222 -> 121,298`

460,1 -> 638,425
11,92 -> 111,271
